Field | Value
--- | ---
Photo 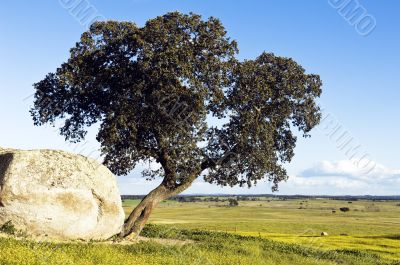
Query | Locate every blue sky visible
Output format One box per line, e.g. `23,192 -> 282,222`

1,1 -> 399,195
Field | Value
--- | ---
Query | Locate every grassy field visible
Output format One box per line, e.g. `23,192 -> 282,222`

124,198 -> 400,261
0,198 -> 399,264
2,225 -> 397,265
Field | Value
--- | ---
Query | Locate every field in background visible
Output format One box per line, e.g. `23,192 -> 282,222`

123,198 -> 400,261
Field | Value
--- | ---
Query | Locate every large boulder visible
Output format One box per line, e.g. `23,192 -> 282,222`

0,147 -> 125,240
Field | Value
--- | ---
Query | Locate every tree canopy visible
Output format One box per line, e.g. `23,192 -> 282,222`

31,12 -> 322,236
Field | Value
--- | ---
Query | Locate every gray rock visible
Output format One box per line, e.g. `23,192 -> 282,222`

0,148 -> 124,240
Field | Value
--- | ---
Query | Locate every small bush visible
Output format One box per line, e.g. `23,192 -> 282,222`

228,198 -> 239,207
339,207 -> 350,212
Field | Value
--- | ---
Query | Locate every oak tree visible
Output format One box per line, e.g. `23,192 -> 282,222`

31,12 -> 322,237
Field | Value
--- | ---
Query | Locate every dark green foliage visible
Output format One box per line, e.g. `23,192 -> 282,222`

31,12 -> 322,193
228,198 -> 239,207
340,207 -> 350,212
0,221 -> 16,235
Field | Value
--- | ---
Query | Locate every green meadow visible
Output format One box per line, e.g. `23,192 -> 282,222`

0,198 -> 399,264
125,198 -> 400,261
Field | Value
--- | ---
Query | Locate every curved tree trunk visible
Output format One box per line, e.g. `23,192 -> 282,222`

119,177 -> 196,238
119,184 -> 168,238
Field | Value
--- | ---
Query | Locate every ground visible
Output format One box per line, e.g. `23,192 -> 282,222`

124,198 -> 400,261
0,198 -> 399,264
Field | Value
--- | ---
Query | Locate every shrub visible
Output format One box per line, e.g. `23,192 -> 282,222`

228,198 -> 239,207
339,207 -> 350,212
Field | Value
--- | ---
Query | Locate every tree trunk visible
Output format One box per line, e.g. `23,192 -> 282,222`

119,183 -> 169,238
119,170 -> 198,238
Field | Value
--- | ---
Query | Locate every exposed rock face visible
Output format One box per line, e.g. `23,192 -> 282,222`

0,147 -> 125,240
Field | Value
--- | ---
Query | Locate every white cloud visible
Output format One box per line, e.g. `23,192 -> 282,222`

280,160 -> 400,195
117,160 -> 400,196
301,160 -> 400,181
289,175 -> 366,188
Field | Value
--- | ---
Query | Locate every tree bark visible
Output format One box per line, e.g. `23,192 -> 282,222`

119,183 -> 167,238
119,176 -> 196,238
